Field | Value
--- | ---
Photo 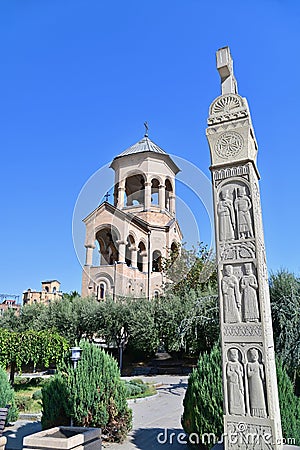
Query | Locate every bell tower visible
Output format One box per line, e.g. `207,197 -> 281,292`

81,130 -> 182,300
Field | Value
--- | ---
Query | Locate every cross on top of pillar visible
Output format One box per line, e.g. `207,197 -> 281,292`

216,46 -> 238,95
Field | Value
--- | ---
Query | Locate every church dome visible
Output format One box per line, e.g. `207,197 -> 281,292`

113,136 -> 167,159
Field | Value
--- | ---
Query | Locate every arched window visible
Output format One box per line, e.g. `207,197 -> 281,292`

99,283 -> 105,300
165,179 -> 173,211
96,227 -> 119,265
125,174 -> 145,206
151,178 -> 159,205
152,250 -> 162,272
154,290 -> 159,299
52,287 -> 57,294
125,235 -> 135,267
137,241 -> 146,272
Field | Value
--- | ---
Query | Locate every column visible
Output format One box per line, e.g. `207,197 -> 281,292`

85,244 -> 95,266
117,240 -> 126,263
169,194 -> 176,216
117,181 -> 125,208
206,47 -> 282,449
140,250 -> 148,272
144,181 -> 151,210
130,246 -> 138,269
159,184 -> 166,211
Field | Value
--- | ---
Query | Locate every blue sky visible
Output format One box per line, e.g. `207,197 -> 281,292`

1,0 -> 300,298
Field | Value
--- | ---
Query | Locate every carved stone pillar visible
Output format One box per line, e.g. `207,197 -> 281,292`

206,47 -> 282,449
159,183 -> 166,211
117,240 -> 126,263
144,181 -> 151,210
85,244 -> 95,266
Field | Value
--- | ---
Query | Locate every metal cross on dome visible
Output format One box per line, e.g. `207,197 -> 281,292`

144,121 -> 149,137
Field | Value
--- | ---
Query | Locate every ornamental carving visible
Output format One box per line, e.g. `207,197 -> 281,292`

215,131 -> 243,159
227,422 -> 273,449
211,94 -> 243,115
224,324 -> 262,337
220,241 -> 256,261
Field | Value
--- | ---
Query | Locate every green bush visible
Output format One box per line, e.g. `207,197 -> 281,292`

276,359 -> 300,445
15,395 -> 34,412
123,380 -> 147,398
182,344 -> 223,449
42,341 -> 132,442
182,346 -> 300,448
32,389 -> 42,400
0,366 -> 18,422
42,373 -> 70,428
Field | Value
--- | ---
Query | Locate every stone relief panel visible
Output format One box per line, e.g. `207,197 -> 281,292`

227,422 -> 273,450
213,164 -> 249,182
222,264 -> 241,323
224,324 -> 262,338
241,263 -> 260,323
215,131 -> 244,159
221,263 -> 260,324
217,182 -> 254,242
247,348 -> 268,419
220,241 -> 256,261
226,348 -> 246,416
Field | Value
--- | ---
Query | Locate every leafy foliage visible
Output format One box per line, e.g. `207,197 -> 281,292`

276,359 -> 300,445
182,344 -> 223,449
0,366 -> 18,422
42,341 -> 132,442
0,328 -> 68,383
270,269 -> 300,392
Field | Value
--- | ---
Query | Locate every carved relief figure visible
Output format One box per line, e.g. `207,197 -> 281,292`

234,186 -> 253,239
218,189 -> 235,241
247,348 -> 267,418
222,265 -> 241,323
240,263 -> 260,322
226,348 -> 245,415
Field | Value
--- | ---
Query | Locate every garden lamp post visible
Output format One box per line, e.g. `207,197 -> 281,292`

118,327 -> 127,374
70,346 -> 82,427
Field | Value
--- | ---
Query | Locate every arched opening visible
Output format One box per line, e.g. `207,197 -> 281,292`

125,174 -> 145,206
154,290 -> 159,299
96,227 -> 119,265
45,286 -> 49,293
165,179 -> 173,211
113,182 -> 119,207
152,250 -> 162,272
52,287 -> 57,294
137,241 -> 146,272
125,235 -> 135,267
151,178 -> 159,205
99,283 -> 105,300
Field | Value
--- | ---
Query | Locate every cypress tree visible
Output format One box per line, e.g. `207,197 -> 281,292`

0,367 -> 18,423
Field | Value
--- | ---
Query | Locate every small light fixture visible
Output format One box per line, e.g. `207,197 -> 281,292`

70,346 -> 82,369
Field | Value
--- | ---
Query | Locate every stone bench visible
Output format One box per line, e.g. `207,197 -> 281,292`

0,406 -> 9,450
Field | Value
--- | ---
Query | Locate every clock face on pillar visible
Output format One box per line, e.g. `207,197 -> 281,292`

215,131 -> 243,159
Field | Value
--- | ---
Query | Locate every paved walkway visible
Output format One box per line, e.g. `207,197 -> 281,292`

104,375 -> 189,450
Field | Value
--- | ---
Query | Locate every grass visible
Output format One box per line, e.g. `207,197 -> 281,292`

14,377 -> 45,414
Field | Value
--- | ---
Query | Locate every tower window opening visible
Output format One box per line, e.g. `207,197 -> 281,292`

165,179 -> 173,211
152,250 -> 162,272
125,174 -> 145,206
137,241 -> 146,272
151,178 -> 159,205
99,283 -> 105,300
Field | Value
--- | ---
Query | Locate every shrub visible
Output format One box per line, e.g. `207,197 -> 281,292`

15,395 -> 34,412
276,359 -> 300,445
0,366 -> 18,422
32,389 -> 42,400
42,341 -> 132,442
182,346 -> 300,448
182,344 -> 223,449
41,373 -> 70,428
123,380 -> 147,398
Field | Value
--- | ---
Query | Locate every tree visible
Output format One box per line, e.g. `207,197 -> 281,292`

270,269 -> 300,392
162,242 -> 218,297
42,341 -> 132,442
0,328 -> 68,383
